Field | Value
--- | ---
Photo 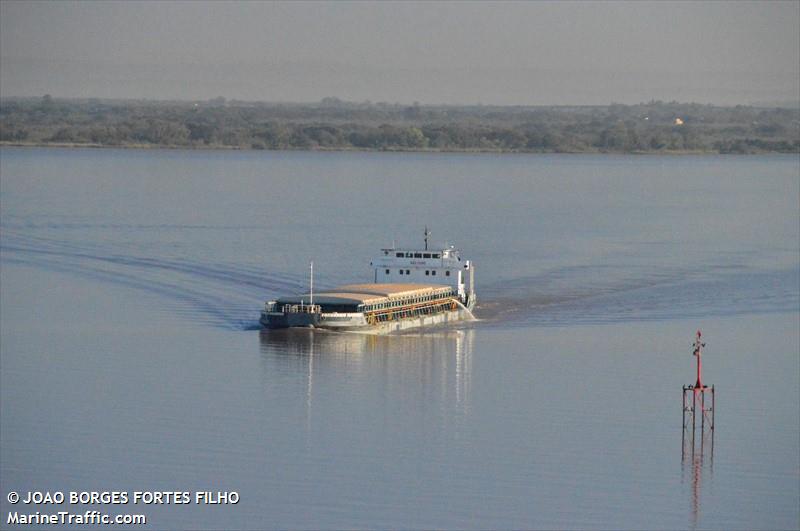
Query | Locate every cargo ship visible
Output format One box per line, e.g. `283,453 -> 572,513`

260,233 -> 476,333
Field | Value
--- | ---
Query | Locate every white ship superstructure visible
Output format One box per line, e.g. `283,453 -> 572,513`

260,233 -> 476,333
370,244 -> 475,302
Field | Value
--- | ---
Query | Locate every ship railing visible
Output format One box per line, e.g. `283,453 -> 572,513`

282,304 -> 321,314
364,298 -> 459,323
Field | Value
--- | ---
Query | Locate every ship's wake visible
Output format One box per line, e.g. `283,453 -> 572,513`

475,263 -> 799,327
0,230 -> 303,330
2,229 -> 796,331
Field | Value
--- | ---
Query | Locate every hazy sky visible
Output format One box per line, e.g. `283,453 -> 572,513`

1,0 -> 798,105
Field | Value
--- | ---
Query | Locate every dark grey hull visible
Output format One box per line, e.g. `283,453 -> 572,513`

260,312 -> 320,329
260,297 -> 476,334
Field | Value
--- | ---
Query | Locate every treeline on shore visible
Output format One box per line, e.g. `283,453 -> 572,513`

1,96 -> 798,154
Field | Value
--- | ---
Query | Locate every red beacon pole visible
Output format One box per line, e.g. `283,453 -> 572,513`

693,330 -> 704,390
683,330 -> 715,450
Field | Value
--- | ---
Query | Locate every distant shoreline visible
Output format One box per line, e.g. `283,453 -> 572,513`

2,98 -> 798,155
0,140 -> 730,155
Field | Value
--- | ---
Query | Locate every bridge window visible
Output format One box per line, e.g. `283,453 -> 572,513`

425,270 -> 429,275
406,252 -> 413,257
423,253 -> 431,258
445,271 -> 450,276
432,253 -> 440,259
414,253 -> 422,258
406,269 -> 410,275
396,252 -> 404,257
385,269 -> 390,274
432,270 -> 436,275
399,270 -> 404,275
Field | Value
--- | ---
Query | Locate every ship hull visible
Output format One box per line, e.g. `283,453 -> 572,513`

358,303 -> 473,334
261,299 -> 475,334
260,312 -> 321,329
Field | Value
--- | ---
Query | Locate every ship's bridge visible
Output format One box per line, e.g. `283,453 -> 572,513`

370,245 -> 474,302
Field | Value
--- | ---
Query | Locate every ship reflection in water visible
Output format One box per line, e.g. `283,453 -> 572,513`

258,328 -> 475,432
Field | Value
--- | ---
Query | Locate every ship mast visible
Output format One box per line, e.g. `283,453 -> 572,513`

310,261 -> 314,306
424,226 -> 431,251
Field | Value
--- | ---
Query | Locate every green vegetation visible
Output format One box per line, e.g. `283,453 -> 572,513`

1,96 -> 798,154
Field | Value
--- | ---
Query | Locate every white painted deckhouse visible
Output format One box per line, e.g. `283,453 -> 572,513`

261,232 -> 476,333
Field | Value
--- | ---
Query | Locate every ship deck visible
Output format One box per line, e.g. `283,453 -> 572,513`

276,283 -> 454,307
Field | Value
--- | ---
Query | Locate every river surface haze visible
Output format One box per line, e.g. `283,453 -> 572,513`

1,148 -> 798,529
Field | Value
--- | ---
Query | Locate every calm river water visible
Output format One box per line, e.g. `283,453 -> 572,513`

1,148 -> 798,529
